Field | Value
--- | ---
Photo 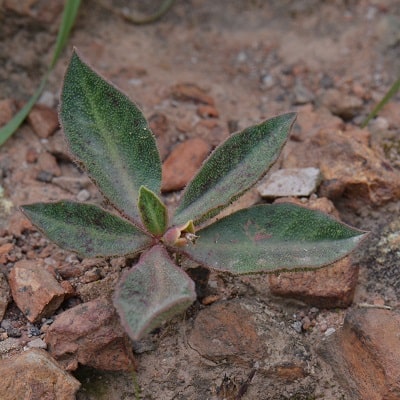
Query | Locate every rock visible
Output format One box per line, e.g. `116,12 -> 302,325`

9,260 -> 65,323
37,151 -> 62,177
45,297 -> 135,371
292,80 -> 315,105
269,197 -> 358,308
269,256 -> 358,308
0,242 -> 14,264
320,88 -> 363,120
0,272 -> 11,320
27,104 -> 59,138
188,300 -> 265,365
0,98 -> 17,127
52,175 -> 92,194
149,112 -> 169,138
258,167 -> 322,198
43,129 -> 71,161
162,138 -> 211,192
320,308 -> 400,399
170,82 -> 215,105
283,128 -> 400,208
379,101 -> 400,129
0,348 -> 80,400
25,337 -> 47,350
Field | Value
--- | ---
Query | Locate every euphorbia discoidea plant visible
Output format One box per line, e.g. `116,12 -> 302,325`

21,50 -> 367,341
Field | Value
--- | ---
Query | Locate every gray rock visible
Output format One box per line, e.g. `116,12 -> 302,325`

258,167 -> 322,198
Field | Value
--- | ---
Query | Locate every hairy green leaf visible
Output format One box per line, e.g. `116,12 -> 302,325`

60,50 -> 161,223
174,203 -> 367,274
173,113 -> 296,226
21,201 -> 153,258
138,186 -> 168,236
114,245 -> 196,341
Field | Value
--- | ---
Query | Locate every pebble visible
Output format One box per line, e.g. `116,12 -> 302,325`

25,338 -> 47,350
258,167 -> 322,198
77,189 -> 91,202
324,327 -> 336,337
27,104 -> 59,138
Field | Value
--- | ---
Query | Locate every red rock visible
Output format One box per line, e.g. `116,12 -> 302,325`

283,128 -> 400,208
269,256 -> 358,308
171,82 -> 215,105
0,242 -> 14,264
162,138 -> 211,192
379,101 -> 400,129
9,259 -> 65,323
188,300 -> 264,365
0,272 -> 11,320
269,197 -> 358,308
0,99 -> 17,127
25,147 -> 39,163
45,297 -> 135,371
0,348 -> 80,400
37,151 -> 62,177
321,308 -> 400,400
27,104 -> 59,138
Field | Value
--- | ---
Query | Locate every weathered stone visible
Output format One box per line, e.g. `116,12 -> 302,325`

320,88 -> 363,120
45,297 -> 135,371
188,300 -> 265,365
283,128 -> 400,208
0,242 -> 14,264
0,98 -> 17,127
258,167 -> 322,198
162,138 -> 211,191
171,82 -> 215,105
269,256 -> 358,308
0,348 -> 80,400
27,104 -> 59,138
9,260 -> 65,323
0,271 -> 11,320
37,151 -> 62,177
52,176 -> 91,194
269,197 -> 358,308
320,308 -> 400,400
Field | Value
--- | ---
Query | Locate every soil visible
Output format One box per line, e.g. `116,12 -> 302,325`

1,1 -> 400,399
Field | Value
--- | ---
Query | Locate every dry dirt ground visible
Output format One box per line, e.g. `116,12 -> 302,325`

1,1 -> 400,399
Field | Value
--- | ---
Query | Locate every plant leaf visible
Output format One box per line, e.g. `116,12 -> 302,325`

21,201 -> 153,258
114,245 -> 196,341
60,50 -> 162,224
174,203 -> 368,274
138,186 -> 168,236
173,113 -> 296,226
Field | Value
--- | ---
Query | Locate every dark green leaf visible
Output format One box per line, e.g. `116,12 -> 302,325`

114,245 -> 196,341
21,201 -> 153,258
174,203 -> 368,274
138,186 -> 168,236
60,50 -> 161,223
173,113 -> 296,226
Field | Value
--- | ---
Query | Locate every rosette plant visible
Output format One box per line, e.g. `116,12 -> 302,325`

21,50 -> 367,341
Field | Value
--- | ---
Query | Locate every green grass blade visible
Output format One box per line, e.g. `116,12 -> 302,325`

0,74 -> 48,146
50,0 -> 82,69
0,0 -> 81,146
361,75 -> 400,128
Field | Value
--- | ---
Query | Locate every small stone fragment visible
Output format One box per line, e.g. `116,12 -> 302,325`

52,175 -> 91,194
26,337 -> 47,349
0,98 -> 17,127
320,308 -> 400,399
258,167 -> 322,198
188,300 -> 264,365
320,88 -> 363,120
27,104 -> 59,138
45,297 -> 135,371
9,260 -> 65,323
162,138 -> 211,191
37,151 -> 62,177
76,189 -> 90,202
171,82 -> 215,105
0,348 -> 80,400
0,272 -> 11,320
